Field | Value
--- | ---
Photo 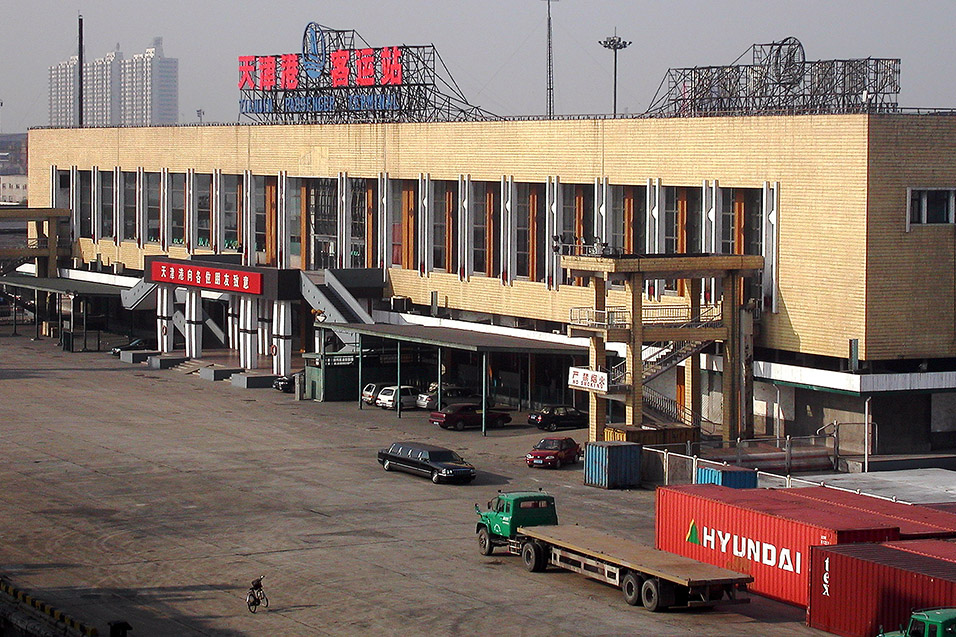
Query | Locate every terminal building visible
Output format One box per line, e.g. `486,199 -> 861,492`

12,28 -> 956,457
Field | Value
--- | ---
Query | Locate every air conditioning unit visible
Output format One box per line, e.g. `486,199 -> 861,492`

390,296 -> 410,313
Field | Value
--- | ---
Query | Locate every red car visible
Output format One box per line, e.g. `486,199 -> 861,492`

525,437 -> 582,469
430,403 -> 511,431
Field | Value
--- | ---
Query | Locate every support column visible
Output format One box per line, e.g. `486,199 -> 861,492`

588,274 -> 608,442
625,274 -> 644,428
258,300 -> 273,356
184,288 -> 202,359
157,286 -> 174,354
239,296 -> 258,369
684,278 -> 702,427
740,303 -> 755,439
588,335 -> 607,442
227,295 -> 240,348
721,273 -> 741,441
272,300 -> 292,376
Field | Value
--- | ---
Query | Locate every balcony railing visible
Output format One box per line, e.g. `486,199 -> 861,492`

569,304 -> 722,329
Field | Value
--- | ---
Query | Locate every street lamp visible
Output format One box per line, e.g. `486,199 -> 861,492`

599,30 -> 631,116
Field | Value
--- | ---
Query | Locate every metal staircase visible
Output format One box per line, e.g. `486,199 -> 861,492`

300,270 -> 373,324
642,340 -> 713,382
120,279 -> 157,310
641,385 -> 721,436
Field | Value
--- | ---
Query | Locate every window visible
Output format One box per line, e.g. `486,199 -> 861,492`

253,176 -> 266,252
348,177 -> 367,268
515,184 -> 532,278
170,173 -> 186,245
222,175 -> 240,250
909,619 -> 926,637
122,172 -> 137,241
195,174 -> 212,248
432,181 -> 453,271
145,173 -> 160,243
472,181 -> 489,275
78,171 -> 92,238
100,171 -> 113,239
287,177 -> 303,269
909,188 -> 955,225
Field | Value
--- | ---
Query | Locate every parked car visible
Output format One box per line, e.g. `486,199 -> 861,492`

377,441 -> 476,484
362,382 -> 388,405
528,405 -> 588,431
375,385 -> 418,410
430,403 -> 511,431
109,337 -> 155,356
415,385 -> 482,410
525,437 -> 582,469
272,371 -> 302,393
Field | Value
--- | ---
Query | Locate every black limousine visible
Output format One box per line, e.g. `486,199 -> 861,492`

377,442 -> 477,484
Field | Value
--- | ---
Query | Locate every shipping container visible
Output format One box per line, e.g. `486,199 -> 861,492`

884,538 -> 956,563
583,441 -> 641,489
655,484 -> 900,606
786,486 -> 956,539
924,501 -> 956,515
696,464 -> 758,489
808,542 -> 956,637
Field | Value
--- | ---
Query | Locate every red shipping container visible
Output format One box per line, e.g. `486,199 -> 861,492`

655,485 -> 900,606
884,538 -> 956,563
808,542 -> 956,637
924,501 -> 956,515
786,487 -> 956,539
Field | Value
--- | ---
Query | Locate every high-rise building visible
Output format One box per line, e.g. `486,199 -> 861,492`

48,38 -> 177,128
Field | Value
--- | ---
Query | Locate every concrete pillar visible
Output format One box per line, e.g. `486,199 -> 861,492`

157,286 -> 174,354
227,295 -> 240,348
272,300 -> 292,376
625,274 -> 644,428
740,305 -> 755,440
588,335 -> 607,442
258,299 -> 273,356
184,288 -> 202,359
239,296 -> 258,369
721,273 -> 741,441
684,278 -> 702,426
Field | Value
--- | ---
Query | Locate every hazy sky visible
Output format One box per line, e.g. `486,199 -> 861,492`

2,0 -> 956,132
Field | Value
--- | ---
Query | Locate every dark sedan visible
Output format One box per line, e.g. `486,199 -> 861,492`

109,337 -> 155,356
377,441 -> 476,484
528,405 -> 588,431
430,403 -> 511,431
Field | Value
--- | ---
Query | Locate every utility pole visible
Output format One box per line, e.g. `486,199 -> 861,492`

542,0 -> 558,118
599,29 -> 631,116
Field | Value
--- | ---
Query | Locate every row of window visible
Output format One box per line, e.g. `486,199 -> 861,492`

62,169 -> 765,279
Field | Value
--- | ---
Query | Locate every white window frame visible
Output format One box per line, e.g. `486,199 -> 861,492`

906,187 -> 956,231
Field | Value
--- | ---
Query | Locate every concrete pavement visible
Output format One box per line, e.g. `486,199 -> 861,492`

0,325 -> 824,636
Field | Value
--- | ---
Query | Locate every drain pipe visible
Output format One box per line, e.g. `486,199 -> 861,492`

864,396 -> 871,473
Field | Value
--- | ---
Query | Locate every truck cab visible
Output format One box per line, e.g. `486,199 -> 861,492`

880,608 -> 956,637
475,491 -> 557,555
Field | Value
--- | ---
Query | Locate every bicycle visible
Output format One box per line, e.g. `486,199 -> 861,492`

245,575 -> 269,613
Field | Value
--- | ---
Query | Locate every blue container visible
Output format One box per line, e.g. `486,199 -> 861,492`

696,464 -> 758,489
584,441 -> 642,489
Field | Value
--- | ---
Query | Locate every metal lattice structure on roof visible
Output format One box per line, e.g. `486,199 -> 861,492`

645,37 -> 901,117
238,24 -> 496,125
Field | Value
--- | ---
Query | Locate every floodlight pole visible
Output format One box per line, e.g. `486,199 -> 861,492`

542,0 -> 558,118
599,30 -> 631,116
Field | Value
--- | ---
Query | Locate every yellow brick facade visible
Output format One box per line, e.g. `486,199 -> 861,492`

28,113 -> 956,362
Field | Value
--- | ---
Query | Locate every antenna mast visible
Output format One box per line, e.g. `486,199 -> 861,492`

543,0 -> 557,118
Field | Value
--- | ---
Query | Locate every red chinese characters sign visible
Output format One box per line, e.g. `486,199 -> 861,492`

238,46 -> 403,91
150,262 -> 263,295
567,367 -> 609,393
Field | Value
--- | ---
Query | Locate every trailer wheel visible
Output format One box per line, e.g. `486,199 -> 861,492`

621,572 -> 643,606
521,541 -> 546,572
641,578 -> 664,612
477,528 -> 494,556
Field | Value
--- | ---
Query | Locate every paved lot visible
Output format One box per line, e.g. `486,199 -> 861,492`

0,326 -> 825,636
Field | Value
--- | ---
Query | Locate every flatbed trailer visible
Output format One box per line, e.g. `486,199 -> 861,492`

511,524 -> 753,611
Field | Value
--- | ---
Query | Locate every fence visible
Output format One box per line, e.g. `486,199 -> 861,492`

638,445 -> 912,504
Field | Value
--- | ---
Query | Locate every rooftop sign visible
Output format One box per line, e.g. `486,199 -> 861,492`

237,23 -> 492,124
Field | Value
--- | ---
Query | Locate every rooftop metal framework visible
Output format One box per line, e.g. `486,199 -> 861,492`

240,26 -> 496,125
646,37 -> 901,117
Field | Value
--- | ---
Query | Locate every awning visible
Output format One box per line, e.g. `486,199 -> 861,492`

0,274 -> 127,297
322,322 -> 587,356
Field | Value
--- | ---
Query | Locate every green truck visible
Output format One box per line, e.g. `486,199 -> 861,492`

475,490 -> 752,612
879,609 -> 956,636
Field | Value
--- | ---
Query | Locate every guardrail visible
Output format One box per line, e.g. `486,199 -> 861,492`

639,445 -> 911,503
569,304 -> 722,330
